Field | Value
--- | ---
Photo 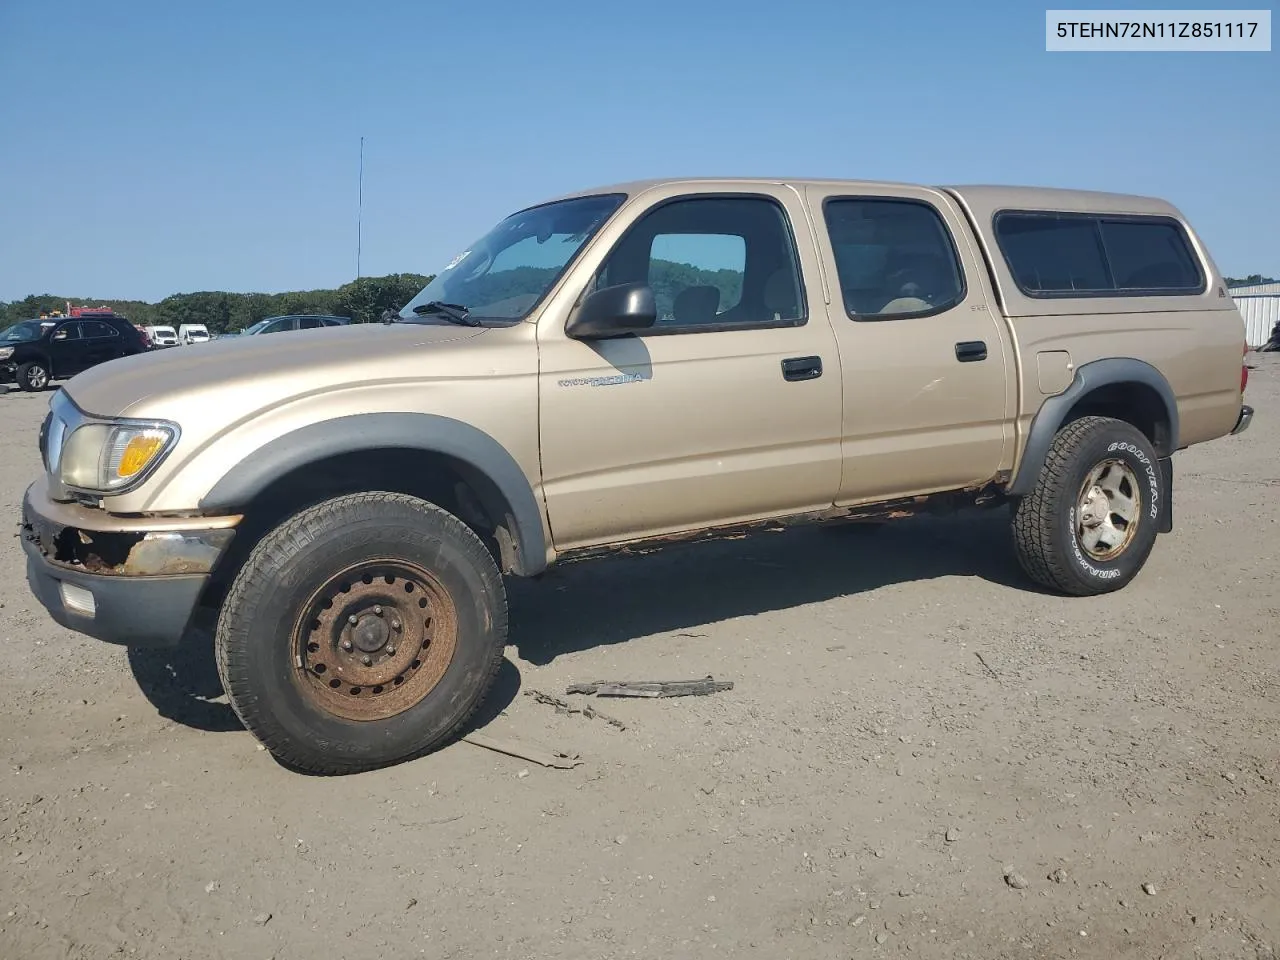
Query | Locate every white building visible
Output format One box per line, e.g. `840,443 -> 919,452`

1231,282 -> 1280,349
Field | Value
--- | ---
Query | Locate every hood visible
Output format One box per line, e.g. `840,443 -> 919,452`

63,321 -> 489,419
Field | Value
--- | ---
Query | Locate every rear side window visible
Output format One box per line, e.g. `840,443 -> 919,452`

823,198 -> 966,320
994,212 -> 1204,297
80,321 -> 119,338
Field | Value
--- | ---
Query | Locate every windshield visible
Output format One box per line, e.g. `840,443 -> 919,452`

1,321 -> 48,342
242,320 -> 269,335
398,193 -> 625,324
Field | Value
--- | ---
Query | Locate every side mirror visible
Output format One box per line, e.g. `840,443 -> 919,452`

566,282 -> 657,340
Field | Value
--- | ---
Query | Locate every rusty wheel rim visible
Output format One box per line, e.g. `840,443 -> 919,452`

292,559 -> 458,722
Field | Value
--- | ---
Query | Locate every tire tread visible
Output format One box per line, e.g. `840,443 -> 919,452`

1012,415 -> 1135,596
215,491 -> 507,775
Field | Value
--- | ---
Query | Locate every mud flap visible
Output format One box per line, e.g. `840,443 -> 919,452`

1157,456 -> 1174,534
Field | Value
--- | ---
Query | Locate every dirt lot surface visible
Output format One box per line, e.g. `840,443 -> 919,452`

1,360 -> 1277,960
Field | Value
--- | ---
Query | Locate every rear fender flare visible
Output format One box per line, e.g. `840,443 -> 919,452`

1008,358 -> 1179,497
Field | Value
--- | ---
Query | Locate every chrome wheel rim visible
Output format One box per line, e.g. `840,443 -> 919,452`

1076,458 -> 1141,561
28,366 -> 48,389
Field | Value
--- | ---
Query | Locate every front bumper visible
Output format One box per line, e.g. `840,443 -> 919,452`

20,480 -> 238,647
0,361 -> 15,382
1231,404 -> 1254,435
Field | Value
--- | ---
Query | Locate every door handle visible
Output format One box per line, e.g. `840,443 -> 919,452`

781,356 -> 823,382
955,340 -> 988,363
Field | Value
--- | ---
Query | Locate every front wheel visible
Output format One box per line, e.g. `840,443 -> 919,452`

1012,416 -> 1163,596
215,492 -> 508,774
16,361 -> 50,391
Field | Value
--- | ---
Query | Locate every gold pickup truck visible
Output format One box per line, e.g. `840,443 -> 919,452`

20,177 -> 1253,773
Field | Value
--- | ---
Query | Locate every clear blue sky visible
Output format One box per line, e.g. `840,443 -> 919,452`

0,0 -> 1275,302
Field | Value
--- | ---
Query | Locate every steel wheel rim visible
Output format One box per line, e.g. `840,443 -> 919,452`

29,366 -> 48,389
1076,458 -> 1141,561
291,559 -> 458,722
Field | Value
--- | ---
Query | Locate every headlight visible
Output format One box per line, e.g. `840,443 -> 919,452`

0,346 -> 13,360
58,419 -> 179,493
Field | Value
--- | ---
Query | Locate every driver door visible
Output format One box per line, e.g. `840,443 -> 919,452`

49,322 -> 87,376
536,186 -> 844,550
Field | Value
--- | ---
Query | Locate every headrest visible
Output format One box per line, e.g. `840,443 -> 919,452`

672,285 -> 721,324
763,269 -> 799,318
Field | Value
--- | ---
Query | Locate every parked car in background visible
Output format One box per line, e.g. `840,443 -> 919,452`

1,312 -> 149,391
178,323 -> 211,345
133,325 -> 154,349
144,325 -> 179,348
238,314 -> 351,336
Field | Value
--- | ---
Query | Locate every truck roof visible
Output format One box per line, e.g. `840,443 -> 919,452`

539,177 -> 1183,219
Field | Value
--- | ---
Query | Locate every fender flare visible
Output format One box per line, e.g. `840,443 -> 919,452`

14,350 -> 54,372
1007,357 -> 1180,497
199,413 -> 548,576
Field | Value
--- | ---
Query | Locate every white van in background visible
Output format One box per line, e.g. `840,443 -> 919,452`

178,323 -> 211,345
144,325 -> 179,347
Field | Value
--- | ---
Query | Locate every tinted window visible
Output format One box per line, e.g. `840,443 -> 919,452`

593,195 -> 804,331
994,216 -> 1109,294
994,212 -> 1204,296
81,321 -> 119,338
298,317 -> 323,329
1099,219 -> 1202,290
823,199 -> 965,319
263,319 -> 294,334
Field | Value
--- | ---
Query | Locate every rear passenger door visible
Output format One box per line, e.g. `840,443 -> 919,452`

805,185 -> 1014,504
79,321 -> 124,367
537,188 -> 844,549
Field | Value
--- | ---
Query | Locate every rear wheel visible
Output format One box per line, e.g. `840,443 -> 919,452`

1012,416 -> 1162,596
215,492 -> 507,774
16,361 -> 50,391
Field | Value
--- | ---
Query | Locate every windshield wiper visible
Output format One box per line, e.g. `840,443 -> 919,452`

410,301 -> 481,326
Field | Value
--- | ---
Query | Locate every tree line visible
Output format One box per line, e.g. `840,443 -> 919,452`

7,265 -> 1273,335
0,273 -> 433,333
0,260 -> 748,333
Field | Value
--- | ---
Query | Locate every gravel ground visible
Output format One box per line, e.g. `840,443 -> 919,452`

1,359 -> 1277,960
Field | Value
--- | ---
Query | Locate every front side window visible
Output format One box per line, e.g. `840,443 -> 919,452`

591,195 -> 805,332
823,198 -> 966,320
52,322 -> 82,342
994,212 -> 1205,296
399,193 -> 626,324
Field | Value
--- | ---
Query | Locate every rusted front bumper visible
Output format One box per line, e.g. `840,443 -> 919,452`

20,479 -> 239,647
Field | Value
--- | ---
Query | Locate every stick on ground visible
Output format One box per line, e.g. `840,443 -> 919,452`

566,676 -> 734,698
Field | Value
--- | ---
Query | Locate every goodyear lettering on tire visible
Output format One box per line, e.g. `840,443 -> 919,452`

1107,440 -> 1161,521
